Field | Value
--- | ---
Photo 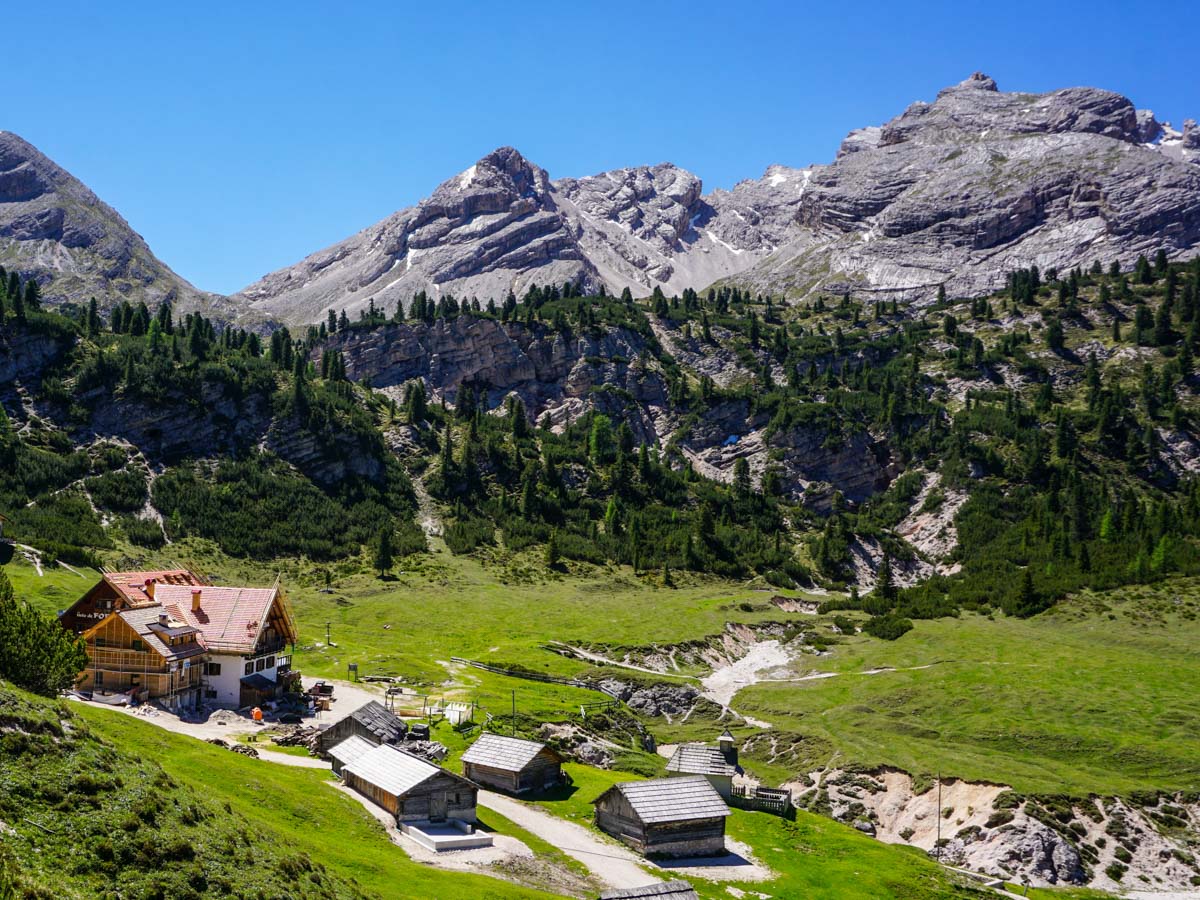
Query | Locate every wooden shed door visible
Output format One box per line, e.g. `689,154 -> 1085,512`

430,792 -> 447,821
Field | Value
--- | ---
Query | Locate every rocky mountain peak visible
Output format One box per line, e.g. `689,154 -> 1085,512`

437,146 -> 549,201
0,131 -> 220,315
226,76 -> 1199,324
949,71 -> 999,93
0,131 -> 75,204
882,76 -> 1139,147
556,163 -> 704,255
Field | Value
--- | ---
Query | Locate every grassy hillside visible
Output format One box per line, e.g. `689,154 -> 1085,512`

0,679 -> 565,899
734,578 -> 1200,796
16,535 -> 1200,800
531,766 -> 993,900
0,678 -> 1005,900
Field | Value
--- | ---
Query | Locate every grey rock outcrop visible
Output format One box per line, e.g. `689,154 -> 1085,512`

0,132 -> 226,316
731,74 -> 1200,302
591,678 -> 699,718
238,149 -> 795,326
320,315 -> 671,445
238,73 -> 1200,324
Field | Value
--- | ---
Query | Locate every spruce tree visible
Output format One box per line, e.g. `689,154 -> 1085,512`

876,555 -> 897,604
373,526 -> 394,577
11,282 -> 24,324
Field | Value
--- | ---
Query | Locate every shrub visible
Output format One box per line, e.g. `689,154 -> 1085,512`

863,614 -> 913,641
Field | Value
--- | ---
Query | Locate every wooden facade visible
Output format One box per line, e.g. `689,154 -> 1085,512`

315,701 -> 407,756
460,733 -> 563,795
77,611 -> 205,710
341,745 -> 478,824
593,777 -> 730,859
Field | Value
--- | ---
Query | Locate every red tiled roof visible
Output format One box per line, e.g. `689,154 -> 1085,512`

103,570 -> 204,606
154,584 -> 280,653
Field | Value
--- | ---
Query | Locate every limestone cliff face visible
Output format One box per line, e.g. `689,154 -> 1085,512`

0,325 -> 69,387
731,74 -> 1200,302
0,327 -> 382,492
328,317 -> 893,505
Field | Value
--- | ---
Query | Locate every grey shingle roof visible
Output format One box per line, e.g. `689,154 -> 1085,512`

600,881 -> 699,900
343,744 -> 442,798
460,732 -> 557,772
328,734 -> 377,768
347,701 -> 408,742
665,744 -> 737,777
116,608 -> 206,662
602,776 -> 730,824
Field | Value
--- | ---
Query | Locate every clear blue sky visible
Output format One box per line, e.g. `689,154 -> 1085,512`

6,0 -> 1198,295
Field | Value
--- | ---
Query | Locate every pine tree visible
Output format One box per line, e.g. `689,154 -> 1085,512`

545,531 -> 560,569
373,526 -> 394,577
1154,300 -> 1174,346
1155,248 -> 1170,276
1018,567 -> 1037,612
0,569 -> 88,696
876,555 -> 897,604
11,281 -> 25,324
1136,254 -> 1153,285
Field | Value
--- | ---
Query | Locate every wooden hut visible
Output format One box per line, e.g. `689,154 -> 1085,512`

342,744 -> 478,824
460,733 -> 564,794
599,882 -> 700,900
315,700 -> 408,756
593,776 -> 730,858
664,744 -> 738,799
328,734 -> 377,776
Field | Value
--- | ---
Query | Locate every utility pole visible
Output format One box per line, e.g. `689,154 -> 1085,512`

511,690 -> 516,736
325,621 -> 331,645
935,771 -> 942,862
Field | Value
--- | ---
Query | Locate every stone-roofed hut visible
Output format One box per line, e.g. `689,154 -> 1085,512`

664,730 -> 740,799
593,776 -> 730,858
342,743 -> 477,824
315,700 -> 408,756
327,734 -> 377,776
460,732 -> 564,794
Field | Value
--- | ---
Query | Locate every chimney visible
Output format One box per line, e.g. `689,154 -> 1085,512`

144,578 -> 156,599
191,588 -> 202,612
718,728 -> 737,765
158,613 -> 168,626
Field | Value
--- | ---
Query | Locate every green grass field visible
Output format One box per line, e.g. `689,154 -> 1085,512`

735,580 -> 1200,796
518,763 -> 988,899
16,539 -> 1200,802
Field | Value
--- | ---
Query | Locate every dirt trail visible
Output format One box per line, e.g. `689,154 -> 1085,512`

412,477 -> 443,537
71,677 -> 385,747
478,790 -> 658,891
548,642 -> 699,680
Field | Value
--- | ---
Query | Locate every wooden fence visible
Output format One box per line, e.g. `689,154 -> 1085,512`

730,785 -> 793,817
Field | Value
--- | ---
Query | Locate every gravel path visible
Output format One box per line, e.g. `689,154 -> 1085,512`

70,676 -> 387,747
478,790 -> 659,891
